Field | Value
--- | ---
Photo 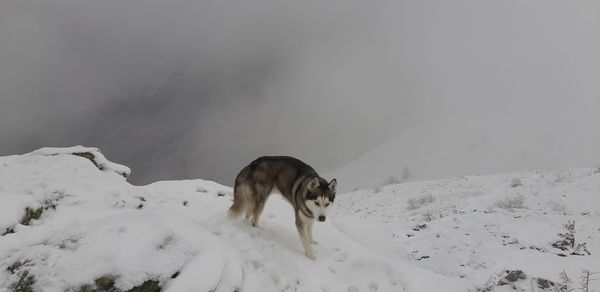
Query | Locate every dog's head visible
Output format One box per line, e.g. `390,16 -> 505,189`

305,177 -> 337,222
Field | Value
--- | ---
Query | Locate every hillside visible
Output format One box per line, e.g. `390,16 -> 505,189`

1,147 -> 599,291
326,117 -> 600,192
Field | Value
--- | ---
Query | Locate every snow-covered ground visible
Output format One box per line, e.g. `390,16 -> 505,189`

1,147 -> 598,291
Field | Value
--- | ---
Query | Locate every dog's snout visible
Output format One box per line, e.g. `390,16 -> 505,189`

318,216 -> 326,222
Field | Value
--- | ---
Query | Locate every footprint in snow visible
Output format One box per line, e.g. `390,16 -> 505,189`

332,248 -> 349,262
249,259 -> 264,271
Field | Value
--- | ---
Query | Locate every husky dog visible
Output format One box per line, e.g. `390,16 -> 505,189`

227,156 -> 337,260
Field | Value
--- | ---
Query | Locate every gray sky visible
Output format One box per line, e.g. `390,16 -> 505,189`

1,0 -> 599,187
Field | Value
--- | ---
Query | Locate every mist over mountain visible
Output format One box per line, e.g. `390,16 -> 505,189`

1,0 -> 598,186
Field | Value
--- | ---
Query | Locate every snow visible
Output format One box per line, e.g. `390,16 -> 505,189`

28,146 -> 131,178
1,147 -> 599,291
333,169 -> 600,290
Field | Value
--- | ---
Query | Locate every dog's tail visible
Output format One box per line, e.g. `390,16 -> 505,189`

227,165 -> 253,222
226,183 -> 248,222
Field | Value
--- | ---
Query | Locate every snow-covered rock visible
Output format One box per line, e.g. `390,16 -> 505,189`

28,146 -> 131,178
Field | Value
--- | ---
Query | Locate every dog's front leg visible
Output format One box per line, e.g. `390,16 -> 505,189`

307,218 -> 318,244
295,215 -> 316,260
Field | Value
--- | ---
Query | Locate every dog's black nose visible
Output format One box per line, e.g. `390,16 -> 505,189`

318,216 -> 326,222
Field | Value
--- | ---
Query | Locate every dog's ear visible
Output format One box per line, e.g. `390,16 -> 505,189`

307,177 -> 320,192
328,179 -> 337,193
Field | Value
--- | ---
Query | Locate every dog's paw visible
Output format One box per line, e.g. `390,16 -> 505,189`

310,240 -> 319,245
305,252 -> 317,260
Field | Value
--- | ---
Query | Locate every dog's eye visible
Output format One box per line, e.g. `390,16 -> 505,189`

325,203 -> 330,207
314,201 -> 320,206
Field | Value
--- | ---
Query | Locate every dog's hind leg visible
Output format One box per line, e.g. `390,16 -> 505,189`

249,183 -> 271,227
244,200 -> 255,222
250,197 -> 266,227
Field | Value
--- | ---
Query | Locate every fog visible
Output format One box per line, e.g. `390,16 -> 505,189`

1,0 -> 599,186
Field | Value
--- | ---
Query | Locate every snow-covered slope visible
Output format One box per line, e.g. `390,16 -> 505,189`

326,117 -> 600,192
1,147 -> 599,291
334,169 -> 600,291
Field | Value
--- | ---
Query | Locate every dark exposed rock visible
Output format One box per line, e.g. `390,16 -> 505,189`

76,276 -> 161,292
536,278 -> 555,290
94,275 -> 118,291
73,152 -> 102,170
20,207 -> 43,225
2,226 -> 15,236
498,270 -> 526,285
127,280 -> 160,292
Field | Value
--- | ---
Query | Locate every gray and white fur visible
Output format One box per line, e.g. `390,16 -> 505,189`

227,156 -> 337,260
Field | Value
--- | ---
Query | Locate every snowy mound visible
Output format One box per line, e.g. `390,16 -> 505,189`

0,147 -> 240,291
28,146 -> 131,177
3,210 -> 242,291
2,147 -> 599,292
